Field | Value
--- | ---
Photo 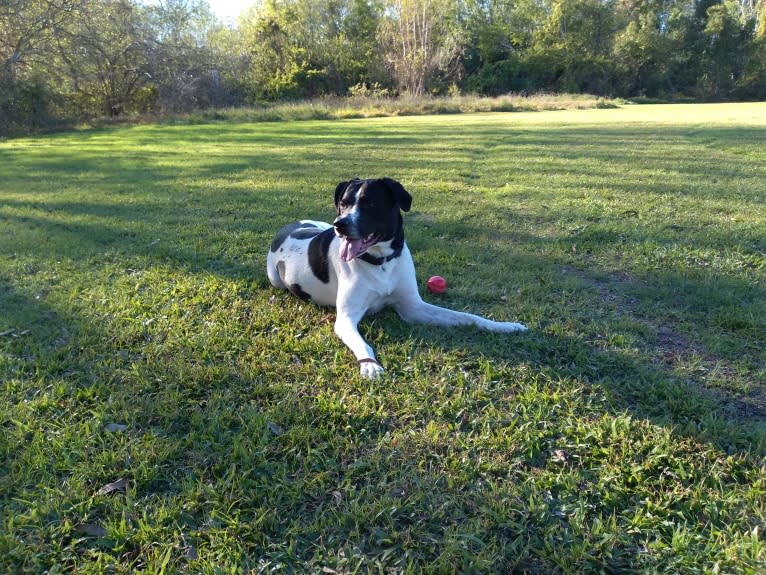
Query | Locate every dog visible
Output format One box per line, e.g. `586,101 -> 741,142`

266,177 -> 527,378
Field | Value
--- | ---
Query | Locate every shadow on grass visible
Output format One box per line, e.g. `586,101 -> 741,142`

2,121 -> 764,452
1,119 -> 765,572
379,273 -> 766,457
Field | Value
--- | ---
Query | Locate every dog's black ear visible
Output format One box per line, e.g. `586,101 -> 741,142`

334,178 -> 361,211
334,181 -> 349,210
380,178 -> 412,212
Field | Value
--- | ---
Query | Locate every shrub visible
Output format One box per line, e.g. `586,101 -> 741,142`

0,74 -> 57,135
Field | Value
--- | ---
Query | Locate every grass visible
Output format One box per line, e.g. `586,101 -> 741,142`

1,102 -> 765,574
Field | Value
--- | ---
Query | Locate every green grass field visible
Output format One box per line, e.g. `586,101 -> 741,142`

1,103 -> 765,574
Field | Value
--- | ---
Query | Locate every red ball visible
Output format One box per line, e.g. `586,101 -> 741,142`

427,275 -> 447,294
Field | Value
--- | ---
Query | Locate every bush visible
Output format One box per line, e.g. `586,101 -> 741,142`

464,58 -> 531,96
735,39 -> 766,100
0,74 -> 57,135
465,53 -> 579,96
556,56 -> 621,96
348,82 -> 394,98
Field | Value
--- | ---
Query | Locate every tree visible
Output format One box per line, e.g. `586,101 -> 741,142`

535,0 -> 618,58
4,0 -> 766,133
613,0 -> 679,96
0,0 -> 80,82
237,0 -> 387,99
238,0 -> 305,100
143,0 -> 224,112
526,0 -> 621,94
698,0 -> 752,97
341,0 -> 386,87
0,0 -> 82,131
663,0 -> 760,98
459,0 -> 548,94
52,0 -> 152,116
459,0 -> 541,65
758,0 -> 766,36
379,0 -> 460,95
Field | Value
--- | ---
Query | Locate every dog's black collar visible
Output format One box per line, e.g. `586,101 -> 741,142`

360,251 -> 399,266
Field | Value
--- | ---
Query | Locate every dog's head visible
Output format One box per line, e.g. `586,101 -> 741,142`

333,178 -> 412,262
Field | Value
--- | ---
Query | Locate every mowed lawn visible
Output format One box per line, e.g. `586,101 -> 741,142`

1,103 -> 765,574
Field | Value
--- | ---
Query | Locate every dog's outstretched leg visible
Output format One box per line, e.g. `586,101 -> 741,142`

390,254 -> 527,333
395,299 -> 527,332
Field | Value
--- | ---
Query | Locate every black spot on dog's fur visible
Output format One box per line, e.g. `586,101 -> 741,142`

308,227 -> 335,284
290,227 -> 323,241
276,260 -> 312,300
289,283 -> 312,300
271,222 -> 305,253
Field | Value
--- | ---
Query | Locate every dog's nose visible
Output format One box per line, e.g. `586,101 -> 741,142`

333,217 -> 349,235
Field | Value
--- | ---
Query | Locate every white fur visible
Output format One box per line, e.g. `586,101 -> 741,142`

267,225 -> 527,378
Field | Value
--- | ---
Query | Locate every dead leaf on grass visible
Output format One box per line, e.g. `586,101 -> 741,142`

77,523 -> 108,537
551,449 -> 569,463
389,487 -> 407,499
96,477 -> 128,496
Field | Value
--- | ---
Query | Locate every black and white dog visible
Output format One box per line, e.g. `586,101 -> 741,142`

266,177 -> 527,378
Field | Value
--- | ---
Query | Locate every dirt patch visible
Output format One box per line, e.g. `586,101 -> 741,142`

560,265 -> 766,420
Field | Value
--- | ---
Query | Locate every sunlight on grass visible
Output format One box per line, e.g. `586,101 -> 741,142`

1,103 -> 765,573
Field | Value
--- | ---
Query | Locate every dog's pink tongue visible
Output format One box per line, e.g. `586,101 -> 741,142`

340,238 -> 364,262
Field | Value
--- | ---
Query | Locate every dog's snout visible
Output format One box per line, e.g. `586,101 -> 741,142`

333,216 -> 350,235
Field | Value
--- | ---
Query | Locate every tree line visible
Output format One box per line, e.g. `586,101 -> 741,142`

2,0 -> 765,133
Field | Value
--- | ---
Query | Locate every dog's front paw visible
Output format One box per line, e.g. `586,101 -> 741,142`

359,358 -> 384,379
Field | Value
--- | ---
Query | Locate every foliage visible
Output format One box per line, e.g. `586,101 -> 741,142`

378,0 -> 461,96
141,0 -> 229,113
51,0 -> 150,117
1,103 -> 765,572
0,0 -> 80,132
1,0 -> 766,133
